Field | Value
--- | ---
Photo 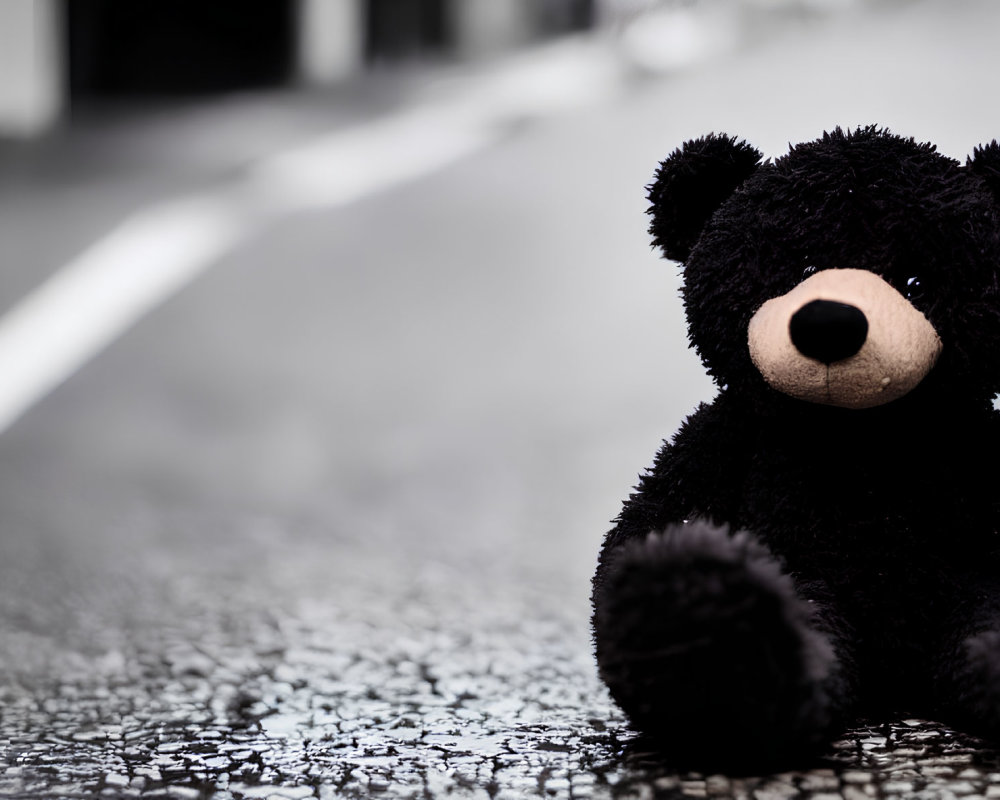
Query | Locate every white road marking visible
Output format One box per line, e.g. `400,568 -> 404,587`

0,37 -> 620,434
0,195 -> 243,432
246,102 -> 503,212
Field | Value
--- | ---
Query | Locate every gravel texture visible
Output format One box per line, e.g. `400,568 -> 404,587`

2,503 -> 1000,800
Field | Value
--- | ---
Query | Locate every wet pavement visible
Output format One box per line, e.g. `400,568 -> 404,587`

5,1 -> 1000,797
6,498 -> 1000,800
6,506 -> 1000,800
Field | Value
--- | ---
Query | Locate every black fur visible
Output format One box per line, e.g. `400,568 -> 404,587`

647,134 -> 763,263
968,140 -> 1000,200
593,127 -> 1000,770
594,523 -> 845,772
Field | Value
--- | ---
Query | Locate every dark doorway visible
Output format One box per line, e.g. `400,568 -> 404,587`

365,0 -> 452,63
537,0 -> 595,34
67,0 -> 296,98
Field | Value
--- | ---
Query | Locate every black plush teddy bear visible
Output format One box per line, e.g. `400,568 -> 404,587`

591,126 -> 1000,771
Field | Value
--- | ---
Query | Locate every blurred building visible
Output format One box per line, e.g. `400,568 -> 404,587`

0,0 -> 594,138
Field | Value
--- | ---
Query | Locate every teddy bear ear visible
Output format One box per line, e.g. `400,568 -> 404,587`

967,140 -> 1000,200
647,133 -> 763,262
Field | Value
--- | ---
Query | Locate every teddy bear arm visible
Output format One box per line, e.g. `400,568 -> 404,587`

598,398 -> 754,564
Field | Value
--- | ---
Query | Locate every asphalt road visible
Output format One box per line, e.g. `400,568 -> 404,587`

5,1 -> 1000,798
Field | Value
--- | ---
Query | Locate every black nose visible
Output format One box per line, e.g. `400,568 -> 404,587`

789,299 -> 868,364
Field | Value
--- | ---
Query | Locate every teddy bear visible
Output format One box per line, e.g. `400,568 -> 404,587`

591,126 -> 1000,771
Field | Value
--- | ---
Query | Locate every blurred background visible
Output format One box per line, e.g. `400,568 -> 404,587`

4,1 -> 1000,797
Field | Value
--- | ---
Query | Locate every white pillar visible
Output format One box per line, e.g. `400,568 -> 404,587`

0,0 -> 63,137
297,0 -> 365,85
450,0 -> 535,59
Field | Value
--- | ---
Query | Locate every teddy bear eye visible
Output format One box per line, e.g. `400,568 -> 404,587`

904,276 -> 924,299
802,265 -> 818,278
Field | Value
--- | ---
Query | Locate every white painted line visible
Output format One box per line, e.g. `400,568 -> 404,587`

0,36 -> 623,434
0,195 -> 243,432
0,109 -> 502,434
247,102 -> 503,212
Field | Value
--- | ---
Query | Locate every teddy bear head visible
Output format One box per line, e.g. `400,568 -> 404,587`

648,126 -> 1000,411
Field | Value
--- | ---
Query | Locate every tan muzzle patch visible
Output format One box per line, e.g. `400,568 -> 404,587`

747,268 -> 942,409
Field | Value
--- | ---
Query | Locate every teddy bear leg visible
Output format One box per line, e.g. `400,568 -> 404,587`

932,591 -> 1000,738
593,521 -> 853,771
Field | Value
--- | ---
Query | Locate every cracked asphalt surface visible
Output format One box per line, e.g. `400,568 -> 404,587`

7,509 -> 1000,800
9,504 -> 1000,800
6,1 -> 1000,797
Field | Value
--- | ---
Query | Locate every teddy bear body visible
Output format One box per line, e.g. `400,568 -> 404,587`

609,393 -> 1000,693
592,127 -> 1000,770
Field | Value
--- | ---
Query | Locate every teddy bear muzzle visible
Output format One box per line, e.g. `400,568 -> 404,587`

747,268 -> 942,409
